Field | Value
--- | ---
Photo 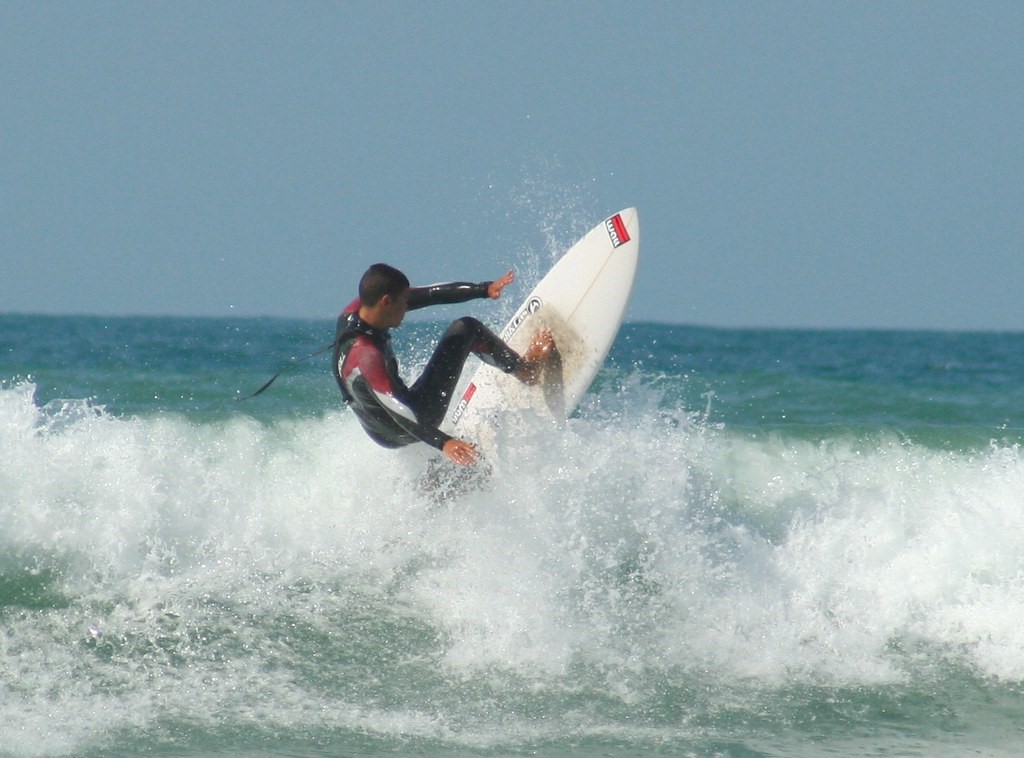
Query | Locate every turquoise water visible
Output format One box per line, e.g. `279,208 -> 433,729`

3,314 -> 1024,756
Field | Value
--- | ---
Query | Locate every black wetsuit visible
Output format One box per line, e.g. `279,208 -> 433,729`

333,282 -> 523,451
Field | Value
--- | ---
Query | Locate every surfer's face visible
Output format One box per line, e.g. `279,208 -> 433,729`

381,288 -> 410,328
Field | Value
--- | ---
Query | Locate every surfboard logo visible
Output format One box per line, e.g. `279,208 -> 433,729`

500,297 -> 542,341
606,214 -> 631,248
450,382 -> 477,425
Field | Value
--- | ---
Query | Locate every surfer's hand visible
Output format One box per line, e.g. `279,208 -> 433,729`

443,438 -> 480,466
487,270 -> 515,299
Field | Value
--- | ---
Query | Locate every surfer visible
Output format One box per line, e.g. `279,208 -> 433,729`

333,263 -> 555,466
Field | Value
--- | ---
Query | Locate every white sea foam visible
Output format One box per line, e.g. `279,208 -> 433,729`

2,379 -> 1024,753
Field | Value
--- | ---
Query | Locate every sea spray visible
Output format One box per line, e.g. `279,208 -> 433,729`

5,320 -> 1024,755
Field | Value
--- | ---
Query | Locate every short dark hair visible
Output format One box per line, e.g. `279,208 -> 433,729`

359,263 -> 409,306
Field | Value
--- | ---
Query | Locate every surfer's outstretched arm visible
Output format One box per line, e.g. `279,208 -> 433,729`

486,269 -> 515,299
406,270 -> 516,311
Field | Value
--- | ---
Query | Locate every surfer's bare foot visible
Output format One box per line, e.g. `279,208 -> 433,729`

515,328 -> 555,386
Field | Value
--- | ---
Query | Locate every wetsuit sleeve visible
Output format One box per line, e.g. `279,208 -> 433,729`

346,344 -> 453,451
406,281 -> 491,311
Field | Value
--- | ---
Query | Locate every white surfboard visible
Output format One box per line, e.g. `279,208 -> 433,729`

442,208 -> 639,446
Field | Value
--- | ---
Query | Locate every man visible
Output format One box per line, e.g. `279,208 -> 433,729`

333,263 -> 554,466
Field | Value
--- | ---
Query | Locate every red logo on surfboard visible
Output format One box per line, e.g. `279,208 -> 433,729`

450,382 -> 477,425
606,214 -> 630,248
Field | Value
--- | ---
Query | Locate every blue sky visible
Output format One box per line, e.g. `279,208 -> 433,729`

3,1 -> 1022,330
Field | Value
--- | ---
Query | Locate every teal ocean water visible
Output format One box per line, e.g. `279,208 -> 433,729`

3,313 -> 1024,756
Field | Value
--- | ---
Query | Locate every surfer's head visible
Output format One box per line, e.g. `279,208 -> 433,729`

358,263 -> 411,328
359,263 -> 409,306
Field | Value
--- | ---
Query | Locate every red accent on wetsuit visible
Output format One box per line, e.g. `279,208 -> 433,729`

334,298 -> 449,450
339,299 -> 393,398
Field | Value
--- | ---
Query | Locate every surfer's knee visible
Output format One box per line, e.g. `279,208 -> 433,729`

444,317 -> 483,339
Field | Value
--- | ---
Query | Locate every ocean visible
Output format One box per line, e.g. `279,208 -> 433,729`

2,312 -> 1024,756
